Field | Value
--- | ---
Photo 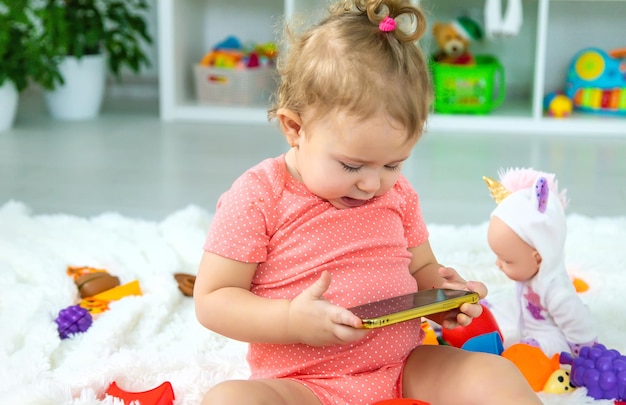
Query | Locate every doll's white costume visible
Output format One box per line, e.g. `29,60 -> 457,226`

484,168 -> 597,356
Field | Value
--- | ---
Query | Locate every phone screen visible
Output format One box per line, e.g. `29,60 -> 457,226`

349,289 -> 479,328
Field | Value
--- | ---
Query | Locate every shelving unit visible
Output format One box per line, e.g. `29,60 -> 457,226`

158,0 -> 626,135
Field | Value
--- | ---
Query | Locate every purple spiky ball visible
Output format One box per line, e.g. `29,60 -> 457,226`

55,305 -> 93,339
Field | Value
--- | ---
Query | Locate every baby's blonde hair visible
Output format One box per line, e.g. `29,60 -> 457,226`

268,0 -> 433,141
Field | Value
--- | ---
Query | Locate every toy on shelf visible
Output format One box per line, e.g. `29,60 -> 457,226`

560,344 -> 626,401
198,35 -> 277,70
543,91 -> 573,118
194,35 -> 278,106
565,47 -> 626,116
105,381 -> 175,405
432,17 -> 483,65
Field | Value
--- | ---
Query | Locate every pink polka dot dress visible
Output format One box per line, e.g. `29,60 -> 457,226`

205,155 -> 430,405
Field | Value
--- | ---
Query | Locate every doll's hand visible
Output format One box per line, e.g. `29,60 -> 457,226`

287,271 -> 370,347
435,267 -> 488,329
568,339 -> 597,356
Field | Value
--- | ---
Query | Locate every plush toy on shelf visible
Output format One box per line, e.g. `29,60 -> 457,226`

432,16 -> 483,65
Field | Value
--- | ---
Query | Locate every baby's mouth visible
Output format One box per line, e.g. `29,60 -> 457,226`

340,197 -> 367,208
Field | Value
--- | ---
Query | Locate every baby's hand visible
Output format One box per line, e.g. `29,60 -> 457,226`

287,271 -> 370,347
435,266 -> 488,329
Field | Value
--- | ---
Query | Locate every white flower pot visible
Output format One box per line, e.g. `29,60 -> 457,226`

0,80 -> 19,132
44,54 -> 106,120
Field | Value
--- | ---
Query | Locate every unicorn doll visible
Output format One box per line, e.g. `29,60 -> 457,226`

483,168 -> 597,357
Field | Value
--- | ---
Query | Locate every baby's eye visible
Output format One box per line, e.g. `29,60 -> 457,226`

385,164 -> 401,172
341,163 -> 362,172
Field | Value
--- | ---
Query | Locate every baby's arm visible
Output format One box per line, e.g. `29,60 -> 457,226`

193,252 -> 369,346
544,285 -> 597,353
408,240 -> 487,328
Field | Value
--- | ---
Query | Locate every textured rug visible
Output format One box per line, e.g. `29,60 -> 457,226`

1,201 -> 625,405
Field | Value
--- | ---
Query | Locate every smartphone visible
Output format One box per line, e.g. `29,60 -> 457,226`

349,288 -> 479,329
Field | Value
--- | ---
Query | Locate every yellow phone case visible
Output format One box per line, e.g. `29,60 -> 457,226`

350,289 -> 479,329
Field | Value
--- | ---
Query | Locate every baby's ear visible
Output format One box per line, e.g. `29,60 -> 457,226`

277,108 -> 303,147
532,250 -> 542,269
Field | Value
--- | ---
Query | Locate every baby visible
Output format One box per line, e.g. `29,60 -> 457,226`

485,167 -> 597,356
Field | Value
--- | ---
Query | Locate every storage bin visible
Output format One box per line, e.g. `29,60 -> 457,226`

430,55 -> 505,114
194,65 -> 277,106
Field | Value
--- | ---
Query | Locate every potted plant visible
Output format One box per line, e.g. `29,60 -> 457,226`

38,0 -> 153,120
0,0 -> 63,131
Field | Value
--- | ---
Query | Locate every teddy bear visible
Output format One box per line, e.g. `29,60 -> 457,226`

433,17 -> 483,65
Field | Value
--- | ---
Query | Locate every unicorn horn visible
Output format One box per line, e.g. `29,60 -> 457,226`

483,176 -> 511,204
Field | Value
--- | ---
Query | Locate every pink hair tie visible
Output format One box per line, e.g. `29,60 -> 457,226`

379,16 -> 396,32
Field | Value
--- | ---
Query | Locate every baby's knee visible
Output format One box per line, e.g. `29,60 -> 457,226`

202,380 -> 249,405
466,353 -> 534,394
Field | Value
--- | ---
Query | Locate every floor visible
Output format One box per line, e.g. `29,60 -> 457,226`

1,92 -> 625,226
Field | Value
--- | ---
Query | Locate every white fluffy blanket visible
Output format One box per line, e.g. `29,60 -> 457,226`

1,201 -> 624,405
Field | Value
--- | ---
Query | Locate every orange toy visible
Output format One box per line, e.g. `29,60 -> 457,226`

421,321 -> 439,345
572,277 -> 589,293
501,343 -> 561,392
67,265 -> 109,281
105,381 -> 175,405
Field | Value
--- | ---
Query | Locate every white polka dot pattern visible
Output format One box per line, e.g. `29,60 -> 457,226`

205,155 -> 429,389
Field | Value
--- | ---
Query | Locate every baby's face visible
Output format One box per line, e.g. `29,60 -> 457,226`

287,109 -> 416,209
487,216 -> 541,281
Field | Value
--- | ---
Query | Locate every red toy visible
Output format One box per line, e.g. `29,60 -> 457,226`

441,303 -> 502,348
105,381 -> 175,405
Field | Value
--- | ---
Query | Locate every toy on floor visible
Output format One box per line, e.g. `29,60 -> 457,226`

174,273 -> 195,297
560,344 -> 626,401
105,381 -> 175,405
441,302 -> 502,350
432,17 -> 483,65
565,47 -> 626,116
461,331 -> 503,355
484,168 -> 597,357
501,343 -> 568,393
56,265 -> 143,339
420,321 -> 439,345
75,271 -> 121,298
56,305 -> 93,339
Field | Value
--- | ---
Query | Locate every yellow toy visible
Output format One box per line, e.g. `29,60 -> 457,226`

92,280 -> 143,301
543,368 -> 575,394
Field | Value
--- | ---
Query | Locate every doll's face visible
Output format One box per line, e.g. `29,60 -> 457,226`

487,216 -> 541,282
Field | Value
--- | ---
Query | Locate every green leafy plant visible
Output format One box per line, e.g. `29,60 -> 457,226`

0,0 -> 64,91
39,0 -> 153,81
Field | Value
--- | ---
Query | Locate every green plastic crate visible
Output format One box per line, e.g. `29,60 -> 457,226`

431,55 -> 505,114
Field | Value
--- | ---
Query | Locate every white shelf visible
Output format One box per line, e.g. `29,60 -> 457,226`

158,0 -> 626,136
